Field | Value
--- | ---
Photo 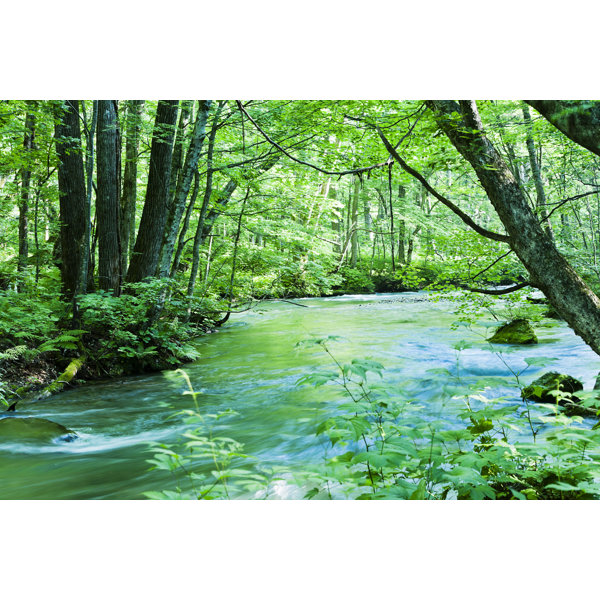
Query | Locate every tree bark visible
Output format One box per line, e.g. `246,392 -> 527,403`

96,100 -> 121,294
54,100 -> 89,303
350,176 -> 360,268
126,100 -> 179,283
120,100 -> 144,274
427,100 -> 600,356
157,100 -> 213,278
522,103 -> 553,240
18,107 -> 35,290
82,101 -> 97,292
526,100 -> 600,157
168,100 -> 193,204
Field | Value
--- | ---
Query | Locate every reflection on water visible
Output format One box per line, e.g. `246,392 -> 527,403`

1,292 -> 599,499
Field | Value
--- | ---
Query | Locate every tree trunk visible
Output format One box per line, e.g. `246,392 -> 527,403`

168,101 -> 193,204
54,100 -> 89,303
526,101 -> 600,157
350,176 -> 360,268
96,100 -> 121,294
120,100 -> 144,274
397,184 -> 406,264
387,169 -> 396,272
18,107 -> 35,290
157,100 -> 213,278
522,103 -> 553,240
126,100 -> 179,283
82,101 -> 97,292
427,100 -> 600,356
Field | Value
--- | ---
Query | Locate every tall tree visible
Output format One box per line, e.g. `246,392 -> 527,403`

17,105 -> 35,290
349,175 -> 360,268
120,100 -> 144,273
54,100 -> 89,303
126,100 -> 179,283
157,100 -> 213,278
522,103 -> 553,240
96,100 -> 121,293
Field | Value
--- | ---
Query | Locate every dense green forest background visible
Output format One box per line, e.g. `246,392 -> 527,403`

2,99 -> 600,400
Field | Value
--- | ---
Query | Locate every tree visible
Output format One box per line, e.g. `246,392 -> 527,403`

54,100 -> 89,303
120,100 -> 144,272
17,105 -> 35,290
96,100 -> 121,293
126,100 -> 179,283
422,100 -> 600,356
157,100 -> 212,278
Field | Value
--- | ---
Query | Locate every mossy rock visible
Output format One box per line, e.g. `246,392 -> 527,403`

522,371 -> 583,404
0,417 -> 78,443
488,318 -> 538,345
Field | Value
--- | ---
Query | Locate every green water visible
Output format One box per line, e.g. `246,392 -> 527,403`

1,292 -> 599,499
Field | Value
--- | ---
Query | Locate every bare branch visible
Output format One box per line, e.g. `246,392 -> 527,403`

236,101 -> 393,178
376,126 -> 510,244
470,249 -> 514,281
466,282 -> 531,295
542,189 -> 600,222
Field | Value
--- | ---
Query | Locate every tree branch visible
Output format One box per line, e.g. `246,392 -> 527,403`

470,249 -> 514,281
465,282 -> 531,295
236,101 -> 393,178
376,126 -> 510,244
542,189 -> 600,222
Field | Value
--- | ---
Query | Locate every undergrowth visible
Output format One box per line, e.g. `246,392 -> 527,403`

145,336 -> 600,500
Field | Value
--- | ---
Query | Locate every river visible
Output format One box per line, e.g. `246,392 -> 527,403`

1,292 -> 599,499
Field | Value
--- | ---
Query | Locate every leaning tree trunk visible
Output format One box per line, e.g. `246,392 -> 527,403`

126,100 -> 179,283
427,100 -> 600,356
526,101 -> 600,157
54,100 -> 89,303
96,100 -> 122,294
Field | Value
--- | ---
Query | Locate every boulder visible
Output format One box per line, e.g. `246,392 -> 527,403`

0,417 -> 78,443
488,318 -> 538,345
522,371 -> 583,404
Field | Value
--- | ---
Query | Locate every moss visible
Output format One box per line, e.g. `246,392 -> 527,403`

33,356 -> 85,401
488,318 -> 538,345
0,417 -> 77,443
522,371 -> 583,404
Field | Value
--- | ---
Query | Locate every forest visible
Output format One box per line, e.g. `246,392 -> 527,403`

2,99 -> 600,500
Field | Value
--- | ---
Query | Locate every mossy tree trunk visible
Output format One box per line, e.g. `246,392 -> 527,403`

428,100 -> 600,357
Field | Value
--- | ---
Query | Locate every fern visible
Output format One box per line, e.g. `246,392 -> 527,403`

38,330 -> 88,353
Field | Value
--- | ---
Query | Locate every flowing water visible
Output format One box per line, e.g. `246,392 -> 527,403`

2,292 -> 599,499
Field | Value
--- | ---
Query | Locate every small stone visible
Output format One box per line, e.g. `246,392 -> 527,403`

488,318 -> 538,345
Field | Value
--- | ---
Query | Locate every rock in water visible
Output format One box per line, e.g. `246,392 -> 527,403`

0,417 -> 78,443
522,371 -> 584,404
487,318 -> 538,344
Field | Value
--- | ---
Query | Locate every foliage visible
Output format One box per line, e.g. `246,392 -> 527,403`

292,337 -> 600,500
144,369 -> 278,499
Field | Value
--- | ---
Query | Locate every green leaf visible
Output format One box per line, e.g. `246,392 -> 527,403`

409,479 -> 427,500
